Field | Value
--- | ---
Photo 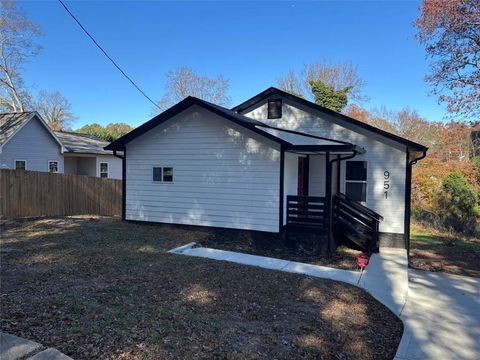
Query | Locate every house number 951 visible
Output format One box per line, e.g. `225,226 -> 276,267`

384,171 -> 390,199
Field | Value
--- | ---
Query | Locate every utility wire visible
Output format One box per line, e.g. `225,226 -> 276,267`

58,0 -> 161,110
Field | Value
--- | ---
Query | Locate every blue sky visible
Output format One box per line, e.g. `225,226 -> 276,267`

21,0 -> 444,128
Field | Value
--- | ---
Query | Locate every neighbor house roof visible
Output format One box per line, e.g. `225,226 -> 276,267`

54,131 -> 115,155
105,96 -> 362,154
232,87 -> 428,153
0,111 -> 65,151
0,112 -> 35,145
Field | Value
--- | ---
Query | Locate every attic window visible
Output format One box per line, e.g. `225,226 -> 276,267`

267,99 -> 282,119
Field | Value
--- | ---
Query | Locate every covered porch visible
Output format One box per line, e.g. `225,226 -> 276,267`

276,133 -> 383,254
64,153 -> 97,177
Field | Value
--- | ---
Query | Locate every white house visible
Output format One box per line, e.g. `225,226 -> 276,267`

0,111 -> 122,179
105,88 -> 427,252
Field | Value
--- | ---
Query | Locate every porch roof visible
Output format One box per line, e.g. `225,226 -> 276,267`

256,125 -> 365,154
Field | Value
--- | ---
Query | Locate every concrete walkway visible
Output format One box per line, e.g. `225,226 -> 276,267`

170,242 -> 480,360
0,332 -> 72,360
396,270 -> 480,360
169,243 -> 408,315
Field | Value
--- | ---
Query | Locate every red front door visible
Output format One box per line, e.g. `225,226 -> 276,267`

297,157 -> 309,196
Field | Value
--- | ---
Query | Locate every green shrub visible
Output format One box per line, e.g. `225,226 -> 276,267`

473,156 -> 480,185
437,173 -> 478,234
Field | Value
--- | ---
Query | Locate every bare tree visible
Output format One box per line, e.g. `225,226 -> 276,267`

0,0 -> 41,112
276,69 -> 304,98
277,60 -> 368,105
155,66 -> 231,112
35,91 -> 76,131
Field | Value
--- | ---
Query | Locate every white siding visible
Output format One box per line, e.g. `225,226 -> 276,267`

0,116 -> 63,173
96,155 -> 122,179
125,106 -> 281,232
309,155 -> 326,197
283,152 -> 300,225
76,157 -> 96,176
244,100 -> 407,234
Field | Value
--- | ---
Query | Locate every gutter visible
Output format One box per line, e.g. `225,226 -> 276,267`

112,149 -> 124,159
405,147 -> 428,258
409,148 -> 428,165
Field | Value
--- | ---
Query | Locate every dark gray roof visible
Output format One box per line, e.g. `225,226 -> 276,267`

0,112 -> 36,146
232,87 -> 428,152
106,96 -> 360,154
54,131 -> 114,155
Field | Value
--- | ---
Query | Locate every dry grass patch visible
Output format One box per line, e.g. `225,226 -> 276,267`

1,217 -> 402,359
410,223 -> 480,278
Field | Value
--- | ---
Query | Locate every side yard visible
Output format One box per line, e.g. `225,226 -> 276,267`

0,217 -> 402,360
410,223 -> 480,278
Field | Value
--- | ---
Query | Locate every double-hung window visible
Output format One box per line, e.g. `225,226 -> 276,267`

48,161 -> 59,173
153,167 -> 174,183
345,161 -> 367,203
100,162 -> 109,178
14,160 -> 26,170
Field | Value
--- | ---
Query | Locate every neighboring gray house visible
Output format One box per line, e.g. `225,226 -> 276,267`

0,112 -> 122,179
106,88 -> 428,252
55,131 -> 122,179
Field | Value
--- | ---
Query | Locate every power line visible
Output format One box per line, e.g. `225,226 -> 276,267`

57,0 -> 161,110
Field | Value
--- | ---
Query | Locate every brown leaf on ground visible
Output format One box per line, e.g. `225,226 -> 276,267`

0,217 -> 402,360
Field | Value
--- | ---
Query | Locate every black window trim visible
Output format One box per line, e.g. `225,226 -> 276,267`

345,160 -> 367,203
152,166 -> 174,183
267,99 -> 282,119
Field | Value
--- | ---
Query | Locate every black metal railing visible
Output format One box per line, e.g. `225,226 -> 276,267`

332,193 -> 383,253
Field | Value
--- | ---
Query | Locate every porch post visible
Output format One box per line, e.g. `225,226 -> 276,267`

336,154 -> 341,193
279,146 -> 285,236
325,152 -> 335,254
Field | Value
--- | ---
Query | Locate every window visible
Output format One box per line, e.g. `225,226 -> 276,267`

163,167 -> 173,182
14,160 -> 26,170
345,161 -> 367,202
267,99 -> 282,119
100,162 -> 108,178
153,167 -> 174,183
48,161 -> 59,173
153,167 -> 163,182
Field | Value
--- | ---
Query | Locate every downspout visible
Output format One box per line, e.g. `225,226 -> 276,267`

405,148 -> 428,257
113,149 -> 126,221
329,149 -> 359,195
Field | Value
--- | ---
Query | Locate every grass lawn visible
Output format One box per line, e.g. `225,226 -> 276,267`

0,217 -> 402,360
410,224 -> 480,278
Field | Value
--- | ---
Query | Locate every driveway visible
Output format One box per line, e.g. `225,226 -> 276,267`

396,270 -> 480,360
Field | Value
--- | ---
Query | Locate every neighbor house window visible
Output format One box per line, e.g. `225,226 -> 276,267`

15,160 -> 26,170
100,162 -> 108,178
267,99 -> 282,119
153,167 -> 173,182
345,161 -> 367,202
48,161 -> 59,173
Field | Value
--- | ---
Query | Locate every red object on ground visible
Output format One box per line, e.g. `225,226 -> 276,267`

356,255 -> 369,269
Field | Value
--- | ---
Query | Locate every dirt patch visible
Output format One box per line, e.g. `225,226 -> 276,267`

1,217 -> 402,359
410,224 -> 480,278
197,229 -> 363,271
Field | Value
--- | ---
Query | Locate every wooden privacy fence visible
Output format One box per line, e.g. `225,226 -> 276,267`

0,169 -> 122,219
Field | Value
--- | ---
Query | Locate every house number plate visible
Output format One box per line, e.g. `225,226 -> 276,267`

384,171 -> 390,199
